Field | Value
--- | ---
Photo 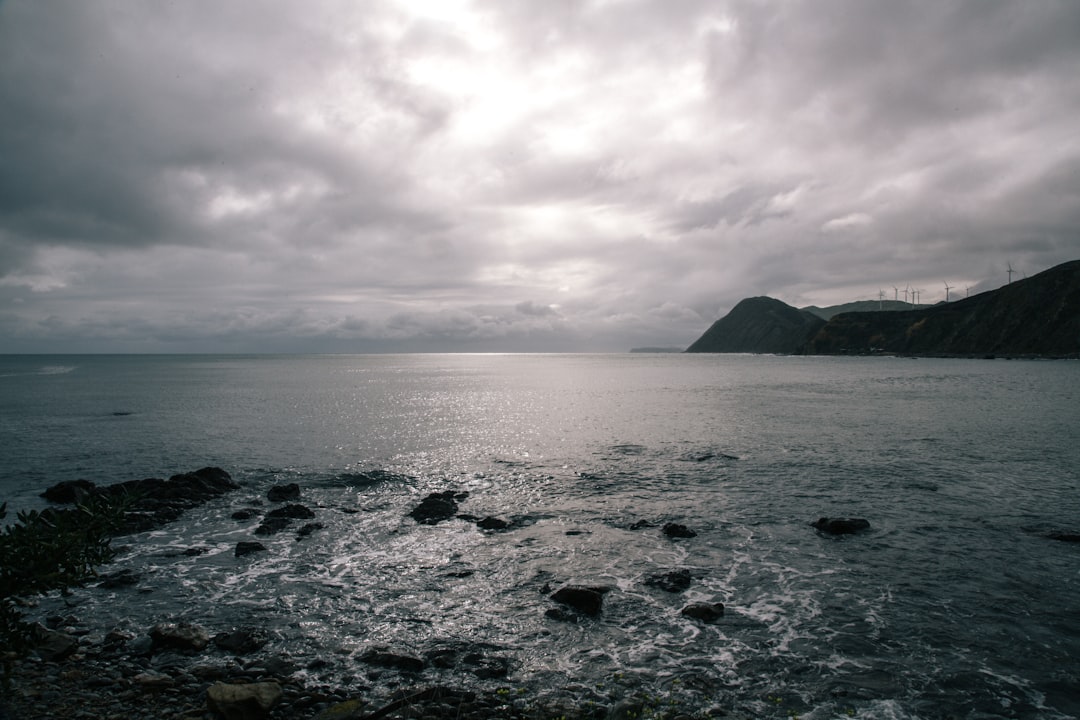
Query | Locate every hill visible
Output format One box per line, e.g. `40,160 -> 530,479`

803,299 -> 926,320
685,296 -> 826,353
803,259 -> 1080,356
685,259 -> 1080,357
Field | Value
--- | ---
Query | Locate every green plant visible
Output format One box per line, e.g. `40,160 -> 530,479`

1,496 -> 127,657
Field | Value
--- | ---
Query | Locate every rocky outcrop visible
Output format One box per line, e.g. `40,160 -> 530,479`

686,296 -> 826,354
812,517 -> 870,535
267,483 -> 300,502
206,681 -> 283,720
662,522 -> 698,539
549,585 -> 609,617
408,491 -> 469,525
645,569 -> 692,593
681,602 -> 725,622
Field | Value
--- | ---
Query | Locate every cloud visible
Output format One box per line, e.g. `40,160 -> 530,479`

1,0 -> 1079,351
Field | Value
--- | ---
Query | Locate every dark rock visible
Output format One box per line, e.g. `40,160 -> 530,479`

128,634 -> 154,656
544,607 -> 579,622
681,602 -> 725,622
645,569 -> 692,593
213,627 -> 269,655
550,585 -> 608,617
206,681 -> 283,720
295,522 -> 325,540
812,517 -> 871,535
235,541 -> 267,557
408,491 -> 468,525
97,568 -> 140,589
1047,531 -> 1080,543
267,483 -> 301,502
254,517 -> 292,536
359,648 -> 425,673
149,621 -> 210,652
40,479 -> 96,504
662,522 -> 698,539
183,546 -> 210,556
33,626 -> 79,661
475,516 -> 510,531
266,503 -> 316,520
232,509 -> 260,521
686,296 -> 826,354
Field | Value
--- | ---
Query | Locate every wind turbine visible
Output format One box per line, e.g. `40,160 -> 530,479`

892,286 -> 899,302
878,289 -> 885,309
903,286 -> 910,304
965,286 -> 970,298
1007,262 -> 1015,284
943,281 -> 954,302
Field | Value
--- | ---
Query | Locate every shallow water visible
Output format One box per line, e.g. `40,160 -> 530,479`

2,354 -> 1079,718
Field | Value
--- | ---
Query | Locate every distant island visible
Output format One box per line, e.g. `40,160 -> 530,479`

686,259 -> 1080,357
629,347 -> 684,353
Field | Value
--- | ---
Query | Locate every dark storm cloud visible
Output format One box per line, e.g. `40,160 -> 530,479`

1,0 -> 1079,352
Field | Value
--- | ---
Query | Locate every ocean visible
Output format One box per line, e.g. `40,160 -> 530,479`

1,353 -> 1079,719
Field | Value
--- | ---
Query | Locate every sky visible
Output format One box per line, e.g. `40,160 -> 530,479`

1,1 -> 1079,353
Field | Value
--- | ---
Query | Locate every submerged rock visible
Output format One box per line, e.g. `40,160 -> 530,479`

235,541 -> 267,558
812,517 -> 871,535
662,522 -> 698,539
265,503 -> 316,520
254,517 -> 292,536
645,569 -> 692,593
681,602 -> 725,623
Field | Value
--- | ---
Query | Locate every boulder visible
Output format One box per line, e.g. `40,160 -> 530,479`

149,621 -> 210,652
550,585 -> 608,617
232,509 -> 260,521
681,602 -> 725,623
33,626 -> 79,661
206,681 -> 283,720
408,491 -> 468,525
645,569 -> 692,593
359,648 -> 425,672
812,517 -> 870,535
296,522 -> 325,540
235,541 -> 267,557
213,627 -> 269,654
475,516 -> 510,531
265,503 -> 316,520
662,523 -> 698,539
254,517 -> 292,536
40,479 -> 96,504
267,483 -> 301,502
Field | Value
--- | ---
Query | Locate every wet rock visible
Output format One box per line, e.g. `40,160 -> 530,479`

550,585 -> 608,617
232,508 -> 260,521
662,522 -> 698,539
645,569 -> 692,593
267,483 -> 301,502
149,621 -> 210,652
206,681 -> 283,720
544,606 -> 579,623
40,478 -> 96,504
254,517 -> 292,536
812,517 -> 871,535
1047,531 -> 1080,543
97,568 -> 140,589
475,515 -> 510,531
681,602 -> 725,622
213,627 -> 269,655
128,634 -> 154,656
629,519 -> 657,530
359,648 -> 425,673
33,626 -> 79,661
235,541 -> 267,557
408,490 -> 468,525
296,522 -> 325,540
266,503 -> 316,520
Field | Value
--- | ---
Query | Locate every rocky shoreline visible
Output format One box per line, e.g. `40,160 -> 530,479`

3,468 -> 895,720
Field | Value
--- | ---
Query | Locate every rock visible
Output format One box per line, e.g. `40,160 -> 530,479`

97,568 -> 140,589
550,585 -> 608,617
475,516 -> 510,531
812,517 -> 871,535
662,522 -> 698,539
133,671 -> 175,690
254,517 -> 292,536
40,479 -> 97,504
128,634 -> 154,656
232,508 -> 260,521
149,621 -> 210,652
267,483 -> 301,502
358,648 -> 425,672
206,681 -> 283,720
645,569 -> 692,593
213,627 -> 269,655
296,522 -> 325,540
1047,531 -> 1080,543
33,626 -> 79,661
408,491 -> 468,525
265,503 -> 316,520
235,541 -> 267,557
681,602 -> 725,622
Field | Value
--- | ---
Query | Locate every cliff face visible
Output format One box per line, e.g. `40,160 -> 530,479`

685,296 -> 826,353
803,260 -> 1080,356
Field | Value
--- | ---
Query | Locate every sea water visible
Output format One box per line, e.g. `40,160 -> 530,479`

1,353 -> 1079,718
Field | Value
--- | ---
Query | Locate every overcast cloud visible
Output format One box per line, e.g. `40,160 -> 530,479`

2,0 -> 1078,352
